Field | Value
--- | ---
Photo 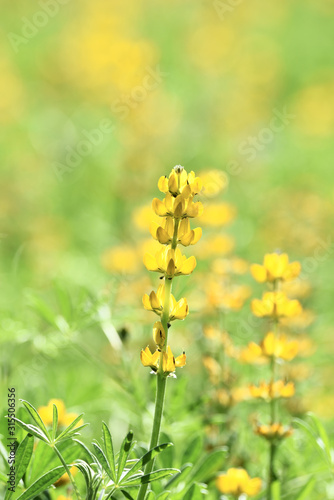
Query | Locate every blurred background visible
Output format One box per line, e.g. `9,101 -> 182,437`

1,0 -> 334,493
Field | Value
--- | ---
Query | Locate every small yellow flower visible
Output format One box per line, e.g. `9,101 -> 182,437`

140,345 -> 186,376
153,321 -> 165,348
150,217 -> 202,247
152,192 -> 203,219
216,468 -> 262,497
198,202 -> 236,226
251,252 -> 301,283
142,283 -> 189,321
143,247 -> 196,278
55,465 -> 78,487
255,422 -> 293,441
249,380 -> 295,400
140,346 -> 160,372
251,291 -> 302,319
158,166 -> 202,197
37,399 -> 82,428
240,332 -> 299,363
101,246 -> 140,274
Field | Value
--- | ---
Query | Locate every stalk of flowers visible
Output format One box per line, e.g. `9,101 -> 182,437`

138,165 -> 203,500
248,252 -> 302,499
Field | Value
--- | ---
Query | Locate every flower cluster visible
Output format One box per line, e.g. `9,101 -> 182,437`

216,468 -> 262,497
247,251 -> 302,444
141,166 -> 203,376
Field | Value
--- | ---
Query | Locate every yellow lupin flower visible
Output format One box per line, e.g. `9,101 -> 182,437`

255,423 -> 293,441
249,380 -> 295,400
251,291 -> 302,319
142,283 -> 189,321
152,192 -> 204,220
140,346 -> 160,372
150,217 -> 202,247
158,166 -> 202,197
37,399 -> 82,428
216,468 -> 262,497
140,346 -> 186,376
240,332 -> 299,363
153,321 -> 165,348
251,252 -> 301,283
143,246 -> 196,278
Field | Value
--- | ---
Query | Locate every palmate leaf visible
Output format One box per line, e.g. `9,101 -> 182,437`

102,422 -> 117,483
11,418 -> 49,444
165,462 -> 193,490
4,434 -> 34,500
16,466 -> 65,500
55,413 -> 86,442
20,401 -> 50,441
117,431 -> 134,483
121,468 -> 179,487
92,441 -> 115,481
29,439 -> 79,483
121,443 -> 173,483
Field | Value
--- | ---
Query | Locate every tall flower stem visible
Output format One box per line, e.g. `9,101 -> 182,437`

267,317 -> 279,500
137,253 -> 174,500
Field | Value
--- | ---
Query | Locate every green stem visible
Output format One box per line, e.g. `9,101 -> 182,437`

53,445 -> 81,500
267,319 -> 279,499
137,218 -> 180,500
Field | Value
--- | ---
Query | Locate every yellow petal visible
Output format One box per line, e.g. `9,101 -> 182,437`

152,198 -> 167,216
250,264 -> 267,283
153,321 -> 165,347
156,227 -> 170,244
143,253 -> 158,272
142,294 -> 152,311
179,256 -> 196,275
158,176 -> 168,193
175,352 -> 186,367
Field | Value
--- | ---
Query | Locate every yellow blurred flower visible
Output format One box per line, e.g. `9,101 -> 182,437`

255,423 -> 293,441
250,252 -> 301,283
249,380 -> 295,400
143,283 -> 189,321
198,202 -> 236,227
199,169 -> 228,198
133,205 -> 160,232
240,332 -> 299,363
55,466 -> 78,487
144,246 -> 196,278
196,234 -> 235,258
216,468 -> 262,497
293,82 -> 334,137
102,245 -> 140,274
38,399 -> 82,428
251,292 -> 302,319
212,257 -> 249,276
